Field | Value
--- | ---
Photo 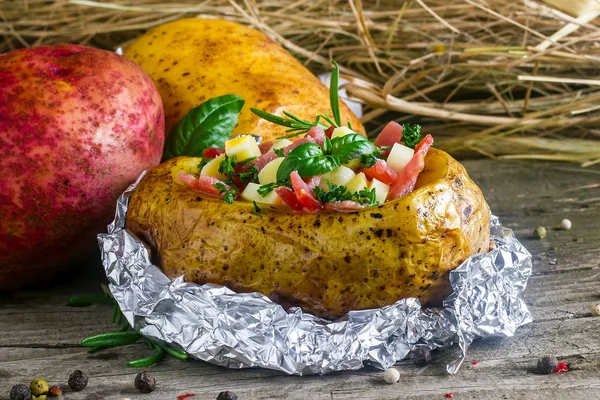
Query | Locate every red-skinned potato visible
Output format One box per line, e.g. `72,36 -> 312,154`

0,44 -> 165,290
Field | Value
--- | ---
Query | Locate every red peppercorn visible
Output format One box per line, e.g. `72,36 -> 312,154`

177,395 -> 196,400
554,362 -> 568,374
445,394 -> 454,399
471,361 -> 478,366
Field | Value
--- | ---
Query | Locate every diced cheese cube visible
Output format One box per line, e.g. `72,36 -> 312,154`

343,159 -> 361,171
241,182 -> 282,205
345,172 -> 368,194
368,178 -> 390,204
387,143 -> 414,173
318,166 -> 356,190
225,135 -> 261,161
258,157 -> 285,185
270,139 -> 293,151
200,154 -> 227,179
331,126 -> 355,139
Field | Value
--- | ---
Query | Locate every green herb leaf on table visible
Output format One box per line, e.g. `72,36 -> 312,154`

65,293 -> 114,307
330,134 -> 380,164
126,341 -> 164,368
276,143 -> 339,181
402,123 -> 422,149
70,288 -> 189,368
80,331 -> 143,348
163,94 -> 245,161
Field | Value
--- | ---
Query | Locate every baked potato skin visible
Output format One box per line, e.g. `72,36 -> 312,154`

127,148 -> 490,319
124,18 -> 364,141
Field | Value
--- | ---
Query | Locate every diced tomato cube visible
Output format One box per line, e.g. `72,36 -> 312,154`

258,140 -> 274,154
362,159 -> 398,185
387,134 -> 434,201
324,126 -> 335,139
202,147 -> 225,159
283,136 -> 317,155
307,126 -> 325,146
177,173 -> 234,199
290,171 -> 322,211
275,186 -> 304,211
374,121 -> 404,147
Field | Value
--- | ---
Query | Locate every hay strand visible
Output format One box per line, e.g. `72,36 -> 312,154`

2,0 -> 600,165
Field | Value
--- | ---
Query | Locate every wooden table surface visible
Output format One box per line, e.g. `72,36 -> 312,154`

1,158 -> 599,400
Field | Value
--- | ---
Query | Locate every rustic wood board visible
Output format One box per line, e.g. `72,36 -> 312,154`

1,159 -> 599,400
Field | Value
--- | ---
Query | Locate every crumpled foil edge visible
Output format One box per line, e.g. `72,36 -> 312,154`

98,175 -> 532,375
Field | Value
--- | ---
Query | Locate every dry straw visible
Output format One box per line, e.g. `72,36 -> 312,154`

2,0 -> 600,165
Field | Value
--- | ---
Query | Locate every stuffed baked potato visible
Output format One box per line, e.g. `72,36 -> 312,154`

127,125 -> 490,319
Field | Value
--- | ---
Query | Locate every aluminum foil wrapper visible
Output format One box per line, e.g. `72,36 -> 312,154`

98,176 -> 532,375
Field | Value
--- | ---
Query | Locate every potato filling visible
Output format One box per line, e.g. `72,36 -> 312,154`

178,122 -> 434,213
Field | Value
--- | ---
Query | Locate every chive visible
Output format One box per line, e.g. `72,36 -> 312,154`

330,60 -> 342,127
126,345 -> 164,368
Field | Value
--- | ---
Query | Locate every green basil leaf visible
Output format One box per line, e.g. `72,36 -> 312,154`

330,134 -> 380,164
276,143 -> 337,181
163,94 -> 245,161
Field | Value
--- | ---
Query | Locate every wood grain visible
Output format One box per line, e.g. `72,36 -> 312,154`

1,159 -> 599,400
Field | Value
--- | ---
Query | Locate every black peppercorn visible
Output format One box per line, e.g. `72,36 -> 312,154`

10,384 -> 31,400
410,347 -> 432,367
537,355 -> 558,375
134,371 -> 156,393
217,391 -> 238,400
68,370 -> 88,392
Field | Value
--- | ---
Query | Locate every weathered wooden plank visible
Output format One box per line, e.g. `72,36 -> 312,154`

0,159 -> 599,399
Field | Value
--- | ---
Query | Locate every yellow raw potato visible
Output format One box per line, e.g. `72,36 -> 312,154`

126,148 -> 491,319
124,18 -> 364,142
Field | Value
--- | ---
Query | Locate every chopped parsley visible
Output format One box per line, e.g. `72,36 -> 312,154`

402,123 -> 422,149
212,182 -> 237,204
257,179 -> 290,197
273,147 -> 285,157
197,158 -> 211,171
239,164 -> 259,184
252,201 -> 264,218
314,181 -> 380,207
360,154 -> 378,168
218,154 -> 237,181
314,182 -> 354,203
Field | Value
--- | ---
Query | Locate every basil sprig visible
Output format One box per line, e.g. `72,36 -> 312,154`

276,143 -> 340,181
163,94 -> 245,160
274,135 -> 379,181
330,134 -> 380,164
